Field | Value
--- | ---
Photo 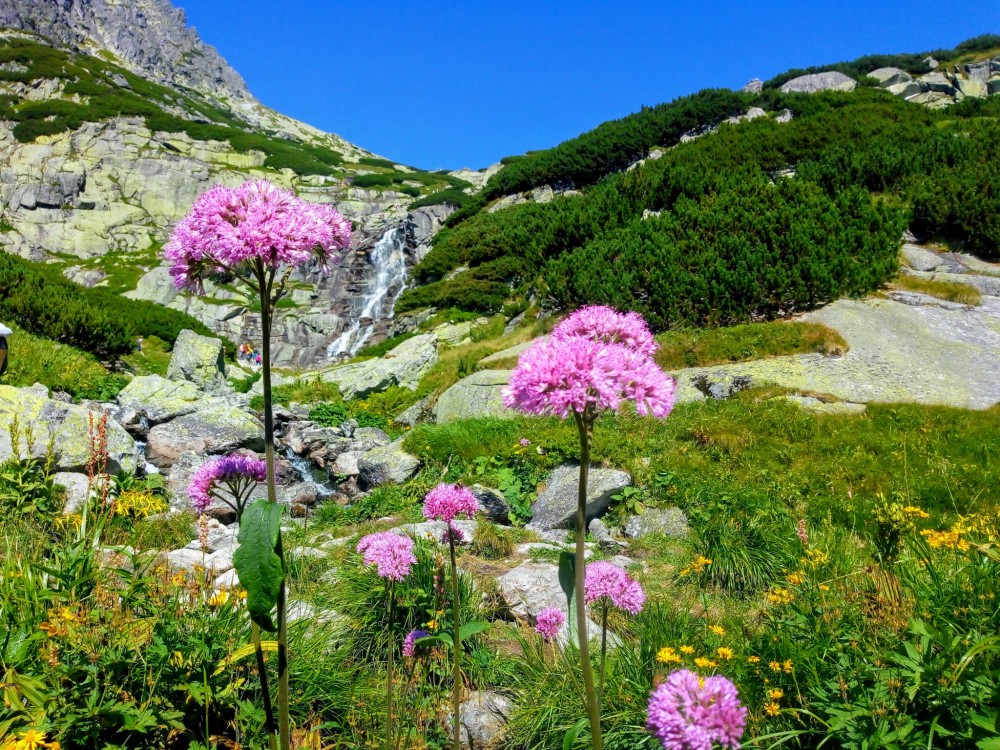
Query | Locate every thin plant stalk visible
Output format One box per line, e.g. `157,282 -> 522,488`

386,580 -> 396,750
574,411 -> 603,750
252,621 -> 278,750
448,530 -> 462,750
598,600 -> 609,705
255,261 -> 290,750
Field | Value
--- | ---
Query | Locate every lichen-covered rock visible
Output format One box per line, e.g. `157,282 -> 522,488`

357,440 -> 421,488
623,508 -> 690,539
780,71 -> 857,94
147,405 -> 263,468
0,385 -> 136,473
393,396 -> 432,428
435,370 -> 514,424
391,519 -> 476,545
450,691 -> 515,750
116,375 -> 202,424
527,465 -> 631,532
472,485 -> 510,524
166,329 -> 227,392
53,471 -> 91,514
319,333 -> 438,399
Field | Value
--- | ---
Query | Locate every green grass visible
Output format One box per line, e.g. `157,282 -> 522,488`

653,321 -> 848,370
120,335 -> 172,377
893,273 -> 983,305
0,324 -> 126,399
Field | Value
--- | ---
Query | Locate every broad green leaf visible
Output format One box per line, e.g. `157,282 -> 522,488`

458,621 -> 491,641
976,740 -> 1000,750
563,718 -> 590,750
558,551 -> 578,647
213,640 -> 278,676
417,633 -> 453,648
233,500 -> 285,631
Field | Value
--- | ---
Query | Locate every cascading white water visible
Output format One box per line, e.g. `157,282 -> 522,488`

327,226 -> 408,358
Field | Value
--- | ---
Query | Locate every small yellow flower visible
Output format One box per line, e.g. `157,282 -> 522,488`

208,591 -> 229,608
716,647 -> 734,661
656,647 -> 682,664
680,645 -> 695,654
747,655 -> 760,664
708,625 -> 726,637
13,729 -> 56,750
785,572 -> 804,586
694,657 -> 718,669
678,568 -> 690,576
767,588 -> 795,605
767,688 -> 784,700
426,619 -> 438,629
902,506 -> 930,519
818,584 -> 830,592
783,659 -> 794,674
764,702 -> 781,717
769,661 -> 782,672
170,651 -> 185,668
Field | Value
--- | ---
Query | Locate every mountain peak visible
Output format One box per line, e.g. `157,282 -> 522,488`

0,0 -> 251,104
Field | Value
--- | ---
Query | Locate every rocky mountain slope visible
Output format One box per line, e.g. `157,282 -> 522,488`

0,3 -> 478,365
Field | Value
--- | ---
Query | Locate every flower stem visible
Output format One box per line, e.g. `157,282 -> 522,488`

386,580 -> 396,750
257,266 -> 290,750
449,531 -> 462,750
599,601 -> 608,706
574,412 -> 603,750
252,621 -> 278,750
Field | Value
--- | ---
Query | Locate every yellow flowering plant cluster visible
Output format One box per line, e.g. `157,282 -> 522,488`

655,623 -> 735,674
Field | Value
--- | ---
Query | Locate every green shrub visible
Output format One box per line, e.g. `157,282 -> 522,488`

351,173 -> 393,188
408,188 -> 473,210
308,402 -> 350,427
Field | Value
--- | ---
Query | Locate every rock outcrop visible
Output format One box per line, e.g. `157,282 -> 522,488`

435,370 -> 514,424
780,71 -> 858,94
166,330 -> 227,392
527,465 -> 631,532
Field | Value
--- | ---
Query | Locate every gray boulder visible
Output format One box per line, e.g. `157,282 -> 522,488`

472,485 -> 510,524
166,329 -> 228,392
116,375 -> 202,424
147,405 -> 264,468
868,67 -> 911,86
357,440 -> 421,488
623,508 -> 690,539
391,519 -> 477,545
450,691 -> 515,750
0,385 -> 136,473
320,334 -> 438,399
902,243 -> 945,272
53,471 -> 92,514
527,465 -> 631,532
393,396 -> 432,428
780,71 -> 857,94
435,370 -> 514,424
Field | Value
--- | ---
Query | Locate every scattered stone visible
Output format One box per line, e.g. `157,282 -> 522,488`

146,405 -> 264,468
0,385 -> 136,473
435,370 -> 515,424
781,395 -> 868,415
185,525 -> 238,554
623,508 -> 690,539
741,77 -> 763,94
290,546 -> 327,560
393,396 -> 432,428
527,465 -> 631,532
319,334 -> 438,399
166,330 -> 228,392
450,691 -> 515,750
214,569 -> 240,590
53,471 -> 92,514
357,440 -> 421,488
471,485 -> 510,524
780,71 -> 857,94
116,375 -> 202,424
902,243 -> 945,272
392,519 -> 477,545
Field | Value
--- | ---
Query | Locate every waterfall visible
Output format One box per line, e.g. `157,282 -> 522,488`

327,226 -> 408,358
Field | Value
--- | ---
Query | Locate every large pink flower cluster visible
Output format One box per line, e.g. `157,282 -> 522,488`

502,335 -> 674,420
584,561 -> 646,615
187,454 -> 268,514
646,669 -> 746,750
422,483 -> 479,523
551,305 -> 659,358
357,532 -> 417,581
165,179 -> 351,292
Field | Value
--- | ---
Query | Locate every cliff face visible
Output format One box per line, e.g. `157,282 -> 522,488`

0,0 -> 251,105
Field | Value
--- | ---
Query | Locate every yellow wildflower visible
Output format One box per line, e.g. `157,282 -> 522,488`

680,645 -> 695,654
783,659 -> 794,673
785,572 -> 804,586
170,651 -> 185,668
768,661 -> 782,672
708,625 -> 726,637
656,647 -> 682,664
901,506 -> 930,519
694,657 -> 718,669
767,588 -> 795,605
14,729 -> 58,750
767,688 -> 784,700
764,702 -> 781,717
208,591 -> 229,608
818,584 -> 830,592
747,655 -> 760,664
716,647 -> 734,661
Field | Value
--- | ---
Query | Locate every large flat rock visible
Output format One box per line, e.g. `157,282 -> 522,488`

671,296 -> 1000,410
435,369 -> 514,424
319,333 -> 438,399
528,464 -> 631,532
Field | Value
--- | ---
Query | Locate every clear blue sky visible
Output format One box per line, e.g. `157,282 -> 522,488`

180,1 -> 999,170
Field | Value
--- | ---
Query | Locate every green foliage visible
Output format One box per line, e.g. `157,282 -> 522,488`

350,173 -> 393,188
0,456 -> 63,525
2,325 -> 118,398
357,156 -> 396,169
408,188 -> 474,210
234,500 -> 286,631
353,331 -> 416,358
0,253 -> 230,360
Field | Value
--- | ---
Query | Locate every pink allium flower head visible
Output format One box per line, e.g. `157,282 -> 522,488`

164,179 -> 351,292
502,337 -> 674,421
187,454 -> 268,514
403,628 -> 429,658
534,607 -> 566,641
647,669 -> 746,750
552,305 -> 659,358
520,438 -> 531,447
585,561 -> 646,615
356,532 -> 417,581
441,523 -> 466,545
422,483 -> 479,524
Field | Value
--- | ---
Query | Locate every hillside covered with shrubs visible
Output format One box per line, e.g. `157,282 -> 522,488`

398,36 -> 1000,326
